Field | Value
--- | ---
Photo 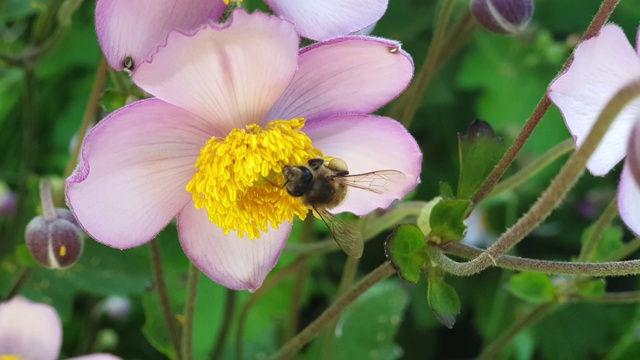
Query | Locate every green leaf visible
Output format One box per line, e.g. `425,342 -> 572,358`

457,119 -> 504,200
100,89 -> 129,114
142,291 -> 178,360
429,198 -> 471,243
332,281 -> 409,360
384,224 -> 427,283
580,225 -> 624,262
439,182 -> 455,199
427,279 -> 461,328
507,273 -> 556,304
576,279 -> 605,299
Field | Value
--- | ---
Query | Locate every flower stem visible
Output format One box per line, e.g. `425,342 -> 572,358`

319,256 -> 360,360
470,0 -> 621,205
436,79 -> 640,277
438,242 -> 640,277
578,196 -> 618,262
210,288 -> 236,360
5,268 -> 33,300
477,303 -> 556,360
574,291 -> 640,304
488,139 -> 575,197
39,179 -> 56,222
182,262 -> 200,360
65,57 -> 109,178
270,262 -> 395,360
236,256 -> 308,360
149,241 -> 182,359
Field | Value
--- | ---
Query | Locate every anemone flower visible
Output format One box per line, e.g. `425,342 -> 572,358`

548,24 -> 640,235
96,0 -> 387,71
66,10 -> 421,291
0,296 -> 120,360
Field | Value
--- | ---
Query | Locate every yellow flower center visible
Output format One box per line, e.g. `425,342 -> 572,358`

186,118 -> 322,239
222,0 -> 243,4
1,355 -> 26,360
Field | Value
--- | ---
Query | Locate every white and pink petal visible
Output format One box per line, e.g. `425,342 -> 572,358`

68,355 -> 122,360
66,99 -> 211,249
0,297 -> 62,360
303,115 -> 422,216
549,24 -> 640,176
178,204 -> 292,292
96,0 -> 226,71
619,162 -> 640,236
265,0 -> 387,41
267,37 -> 413,123
133,10 -> 300,136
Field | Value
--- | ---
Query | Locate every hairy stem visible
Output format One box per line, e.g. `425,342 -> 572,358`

489,139 -> 575,197
182,263 -> 200,360
270,262 -> 395,359
150,241 -> 182,359
436,79 -> 640,276
39,179 -> 56,222
470,0 -> 621,205
438,242 -> 640,277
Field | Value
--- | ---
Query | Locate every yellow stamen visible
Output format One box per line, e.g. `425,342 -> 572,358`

60,245 -> 67,257
2,355 -> 26,360
223,0 -> 243,5
186,118 -> 322,239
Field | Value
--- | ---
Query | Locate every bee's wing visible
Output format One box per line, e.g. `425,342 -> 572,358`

314,207 -> 363,258
333,170 -> 406,194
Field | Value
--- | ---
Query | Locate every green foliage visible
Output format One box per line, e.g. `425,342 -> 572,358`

580,224 -> 625,262
429,198 -> 470,243
507,273 -> 557,304
457,119 -> 505,200
385,224 -> 427,283
426,277 -> 461,329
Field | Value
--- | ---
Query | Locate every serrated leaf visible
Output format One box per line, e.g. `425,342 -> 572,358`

385,224 -> 427,283
457,119 -> 504,200
427,279 -> 461,328
508,273 -> 556,304
429,199 -> 471,243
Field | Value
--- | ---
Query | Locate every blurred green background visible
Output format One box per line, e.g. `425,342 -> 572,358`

2,0 -> 640,358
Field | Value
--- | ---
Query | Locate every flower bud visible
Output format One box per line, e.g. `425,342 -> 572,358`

25,180 -> 84,269
0,181 -> 16,216
471,0 -> 534,35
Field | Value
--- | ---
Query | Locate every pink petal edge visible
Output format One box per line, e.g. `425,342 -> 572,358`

304,114 -> 422,216
96,0 -> 227,70
265,0 -> 388,41
267,36 -> 413,124
66,99 -> 211,249
619,162 -> 640,237
133,10 -> 300,136
178,203 -> 292,291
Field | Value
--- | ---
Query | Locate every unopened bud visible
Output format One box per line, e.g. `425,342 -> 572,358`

0,181 -> 16,216
25,179 -> 84,269
471,0 -> 534,35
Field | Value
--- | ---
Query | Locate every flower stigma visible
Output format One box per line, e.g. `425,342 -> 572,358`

186,118 -> 322,239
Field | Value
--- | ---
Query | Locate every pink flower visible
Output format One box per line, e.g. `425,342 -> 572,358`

96,0 -> 387,70
0,296 -> 120,360
67,10 -> 421,291
548,24 -> 640,235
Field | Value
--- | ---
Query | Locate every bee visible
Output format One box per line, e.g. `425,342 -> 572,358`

282,158 -> 405,258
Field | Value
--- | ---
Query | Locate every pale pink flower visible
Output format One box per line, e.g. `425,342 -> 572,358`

67,11 -> 421,291
96,0 -> 387,70
549,24 -> 640,235
0,296 -> 120,360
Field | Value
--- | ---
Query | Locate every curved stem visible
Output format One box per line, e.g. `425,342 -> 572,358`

270,262 -> 395,360
470,0 -> 621,205
604,238 -> 640,262
437,79 -> 640,277
438,242 -> 640,277
65,58 -> 109,178
477,303 -> 556,360
210,288 -> 236,360
236,256 -> 308,360
488,139 -> 575,197
578,196 -> 618,262
150,241 -> 182,359
182,262 -> 200,360
5,268 -> 33,300
573,291 -> 640,304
